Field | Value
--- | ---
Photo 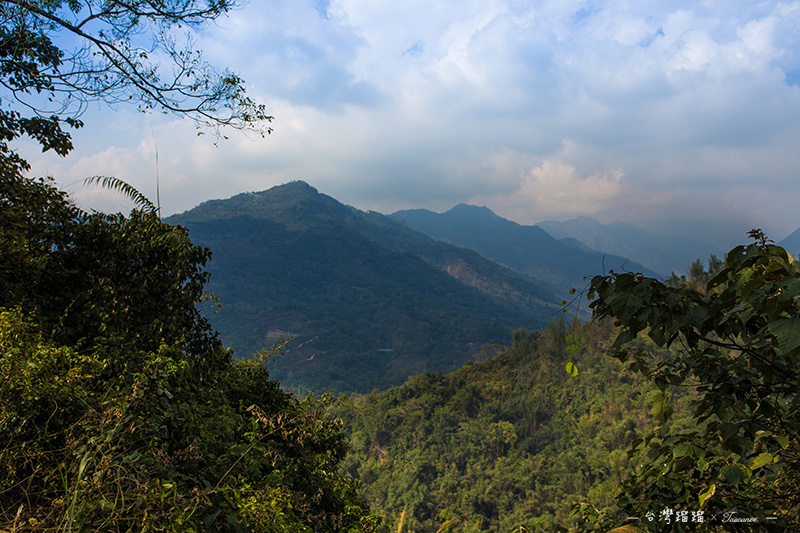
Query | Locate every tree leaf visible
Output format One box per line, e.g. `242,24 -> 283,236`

750,452 -> 773,470
720,464 -> 744,486
768,317 -> 800,354
647,390 -> 673,423
778,278 -> 800,302
672,444 -> 693,458
699,483 -> 716,509
565,361 -> 578,377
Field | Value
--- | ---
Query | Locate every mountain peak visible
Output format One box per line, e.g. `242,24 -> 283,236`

394,206 -> 657,294
264,180 -> 319,197
445,203 -> 508,223
167,180 -> 352,226
447,203 -> 493,214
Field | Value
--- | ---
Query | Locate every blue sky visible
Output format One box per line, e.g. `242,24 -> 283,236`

18,0 -> 800,248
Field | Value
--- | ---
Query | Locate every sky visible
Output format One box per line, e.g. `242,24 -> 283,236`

17,0 -> 800,248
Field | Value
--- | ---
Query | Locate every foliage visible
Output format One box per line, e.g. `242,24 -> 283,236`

0,173 -> 379,532
0,0 -> 271,172
0,2 -> 370,530
582,230 -> 800,531
334,319 -> 653,532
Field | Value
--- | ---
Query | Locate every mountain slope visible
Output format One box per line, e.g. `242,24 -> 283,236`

536,216 -> 721,276
393,204 -> 656,295
166,182 -> 559,392
334,319 -> 651,532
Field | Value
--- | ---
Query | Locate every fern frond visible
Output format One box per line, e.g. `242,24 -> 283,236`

83,176 -> 157,215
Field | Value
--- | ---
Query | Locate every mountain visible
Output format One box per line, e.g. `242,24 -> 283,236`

392,205 -> 656,295
535,216 -> 721,276
166,182 -> 559,393
779,226 -> 800,257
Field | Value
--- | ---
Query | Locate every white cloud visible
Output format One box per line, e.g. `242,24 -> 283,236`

15,0 -> 800,245
491,158 -> 625,222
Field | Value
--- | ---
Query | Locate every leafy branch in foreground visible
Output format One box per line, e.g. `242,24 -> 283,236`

1,0 -> 272,172
579,229 -> 800,531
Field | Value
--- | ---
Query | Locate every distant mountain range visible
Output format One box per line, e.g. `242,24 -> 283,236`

166,181 -> 559,393
393,205 -> 657,292
167,181 -> 730,393
535,216 -> 722,276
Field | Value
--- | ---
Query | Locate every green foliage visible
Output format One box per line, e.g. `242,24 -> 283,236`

0,174 -> 379,532
1,171 -> 217,359
83,175 -> 159,215
583,230 -> 800,531
335,319 -> 652,532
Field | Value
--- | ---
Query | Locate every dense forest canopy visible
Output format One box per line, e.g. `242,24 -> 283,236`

332,238 -> 800,532
333,318 -> 654,532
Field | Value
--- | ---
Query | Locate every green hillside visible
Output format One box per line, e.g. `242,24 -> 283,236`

166,182 -> 560,392
334,319 -> 655,532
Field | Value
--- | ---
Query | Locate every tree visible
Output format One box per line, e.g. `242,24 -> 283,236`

581,230 -> 799,531
0,0 -> 271,175
0,173 -> 381,531
666,254 -> 725,289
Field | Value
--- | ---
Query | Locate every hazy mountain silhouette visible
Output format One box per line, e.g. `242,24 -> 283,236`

779,226 -> 800,257
536,216 -> 721,276
393,205 -> 657,294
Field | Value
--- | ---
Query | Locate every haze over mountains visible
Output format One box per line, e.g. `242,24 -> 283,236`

535,217 -> 800,276
535,216 -> 723,276
392,205 -> 657,291
779,228 -> 800,258
166,180 -> 742,392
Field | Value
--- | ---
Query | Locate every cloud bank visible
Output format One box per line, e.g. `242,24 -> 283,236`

19,0 -> 800,247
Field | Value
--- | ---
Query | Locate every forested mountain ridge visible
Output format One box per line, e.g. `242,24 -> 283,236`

333,319 -> 654,532
166,182 -> 561,393
392,205 -> 657,296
